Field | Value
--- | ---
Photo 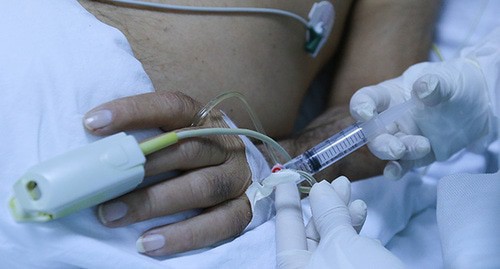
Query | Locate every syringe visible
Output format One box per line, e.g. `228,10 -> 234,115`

284,98 -> 418,183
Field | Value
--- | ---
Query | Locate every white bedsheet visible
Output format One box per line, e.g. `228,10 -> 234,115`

0,0 -> 498,268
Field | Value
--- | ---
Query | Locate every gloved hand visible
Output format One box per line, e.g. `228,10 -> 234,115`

275,176 -> 404,269
350,58 -> 491,179
307,178 -> 404,268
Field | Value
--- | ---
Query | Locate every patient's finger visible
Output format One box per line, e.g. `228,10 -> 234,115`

83,91 -> 201,135
136,195 -> 252,256
97,165 -> 251,226
144,136 -> 228,176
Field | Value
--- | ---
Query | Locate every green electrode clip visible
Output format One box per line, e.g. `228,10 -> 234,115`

92,0 -> 335,58
305,25 -> 324,55
305,1 -> 335,57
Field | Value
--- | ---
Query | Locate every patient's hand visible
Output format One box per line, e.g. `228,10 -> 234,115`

84,91 -> 253,256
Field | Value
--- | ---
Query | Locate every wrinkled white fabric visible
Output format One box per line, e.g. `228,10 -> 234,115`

437,172 -> 500,269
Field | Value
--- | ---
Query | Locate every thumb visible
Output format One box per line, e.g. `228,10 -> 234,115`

412,73 -> 452,107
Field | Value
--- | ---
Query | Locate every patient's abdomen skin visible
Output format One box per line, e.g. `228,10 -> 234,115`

79,0 -> 353,137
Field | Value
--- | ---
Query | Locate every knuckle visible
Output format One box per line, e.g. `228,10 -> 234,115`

192,170 -> 237,205
183,226 -> 199,251
211,175 -> 234,202
132,187 -> 162,220
175,141 -> 199,163
177,138 -> 225,165
210,174 -> 236,203
226,155 -> 253,194
168,91 -> 201,119
233,197 -> 252,233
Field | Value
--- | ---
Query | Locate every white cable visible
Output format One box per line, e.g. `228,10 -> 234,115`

177,127 -> 292,161
93,0 -> 310,28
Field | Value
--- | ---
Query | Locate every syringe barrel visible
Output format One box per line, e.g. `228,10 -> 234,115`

283,123 -> 368,179
360,98 -> 418,140
283,98 -> 418,184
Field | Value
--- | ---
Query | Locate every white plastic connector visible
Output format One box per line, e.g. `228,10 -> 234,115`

9,132 -> 146,222
306,1 -> 335,57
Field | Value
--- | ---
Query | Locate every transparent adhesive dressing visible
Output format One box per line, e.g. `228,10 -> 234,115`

284,98 -> 417,183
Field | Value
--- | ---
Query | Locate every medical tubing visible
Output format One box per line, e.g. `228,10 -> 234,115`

191,91 -> 281,165
139,132 -> 178,155
96,0 -> 309,28
295,170 -> 317,189
190,93 -> 318,187
139,127 -> 291,161
177,128 -> 291,161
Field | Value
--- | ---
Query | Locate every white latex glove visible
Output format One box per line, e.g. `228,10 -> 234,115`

306,178 -> 404,269
350,58 -> 491,179
275,176 -> 403,269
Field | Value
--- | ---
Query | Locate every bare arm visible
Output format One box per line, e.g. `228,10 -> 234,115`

79,0 -> 353,137
329,0 -> 441,106
281,0 -> 442,180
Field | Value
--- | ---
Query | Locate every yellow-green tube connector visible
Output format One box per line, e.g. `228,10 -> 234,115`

139,132 -> 179,155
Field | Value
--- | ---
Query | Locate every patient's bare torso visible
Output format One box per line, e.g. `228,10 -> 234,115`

79,0 -> 352,136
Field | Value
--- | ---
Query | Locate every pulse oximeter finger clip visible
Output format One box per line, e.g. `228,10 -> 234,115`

9,133 -> 146,222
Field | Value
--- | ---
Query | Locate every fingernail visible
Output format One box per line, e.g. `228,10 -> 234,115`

415,139 -> 431,154
350,200 -> 367,228
98,201 -> 128,224
414,75 -> 442,106
332,176 -> 350,204
384,161 -> 402,180
84,110 -> 112,130
136,234 -> 166,253
426,75 -> 440,91
354,103 -> 374,121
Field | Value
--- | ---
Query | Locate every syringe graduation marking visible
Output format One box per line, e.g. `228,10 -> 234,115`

304,124 -> 367,173
285,99 -> 417,183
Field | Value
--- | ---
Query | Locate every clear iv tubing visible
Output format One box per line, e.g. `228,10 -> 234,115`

284,98 -> 418,184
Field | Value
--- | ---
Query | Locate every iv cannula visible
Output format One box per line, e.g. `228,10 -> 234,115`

284,98 -> 418,183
